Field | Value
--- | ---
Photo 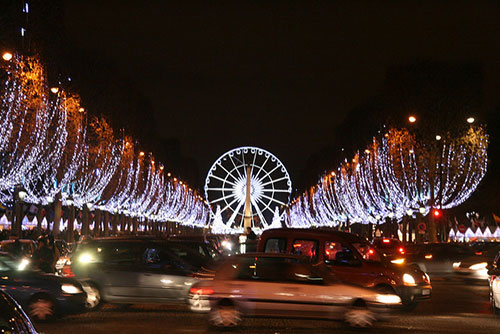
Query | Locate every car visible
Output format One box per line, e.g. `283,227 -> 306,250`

257,228 -> 431,308
62,237 -> 207,309
0,252 -> 87,321
454,243 -> 500,282
188,253 -> 401,329
0,289 -> 38,333
167,235 -> 224,264
372,238 -> 406,260
0,239 -> 37,259
405,243 -> 475,275
488,249 -> 500,314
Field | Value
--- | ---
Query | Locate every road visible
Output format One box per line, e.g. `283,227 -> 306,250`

37,278 -> 500,334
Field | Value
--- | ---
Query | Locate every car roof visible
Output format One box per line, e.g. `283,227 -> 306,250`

261,228 -> 368,243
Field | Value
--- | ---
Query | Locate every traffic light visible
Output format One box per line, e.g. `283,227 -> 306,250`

433,209 -> 442,218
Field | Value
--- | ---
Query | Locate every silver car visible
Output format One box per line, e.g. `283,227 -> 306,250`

63,238 -> 207,309
189,254 -> 400,329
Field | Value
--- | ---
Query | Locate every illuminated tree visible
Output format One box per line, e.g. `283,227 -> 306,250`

287,125 -> 488,242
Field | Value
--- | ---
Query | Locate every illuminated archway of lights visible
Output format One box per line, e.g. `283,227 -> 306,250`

0,54 -> 210,228
286,126 -> 488,228
205,146 -> 292,233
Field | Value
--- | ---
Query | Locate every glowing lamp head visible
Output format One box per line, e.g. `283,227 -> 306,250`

467,117 -> 475,124
408,116 -> 417,123
433,209 -> 441,218
436,135 -> 442,141
2,52 -> 13,61
78,107 -> 85,113
50,87 -> 59,94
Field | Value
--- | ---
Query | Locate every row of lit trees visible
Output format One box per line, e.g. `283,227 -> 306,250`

0,53 -> 210,236
286,120 -> 488,242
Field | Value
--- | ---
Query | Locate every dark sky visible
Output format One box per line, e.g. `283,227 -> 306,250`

61,0 -> 500,189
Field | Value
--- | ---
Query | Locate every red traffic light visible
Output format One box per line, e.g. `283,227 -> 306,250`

433,209 -> 441,218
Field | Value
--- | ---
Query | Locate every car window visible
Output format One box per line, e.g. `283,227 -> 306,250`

264,238 -> 287,254
291,239 -> 318,260
325,242 -> 362,265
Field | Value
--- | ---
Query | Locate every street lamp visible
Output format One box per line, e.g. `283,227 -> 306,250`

435,135 -> 442,141
50,87 -> 59,94
408,116 -> 417,123
467,117 -> 475,124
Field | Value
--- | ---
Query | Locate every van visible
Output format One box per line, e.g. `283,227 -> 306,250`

258,228 -> 431,308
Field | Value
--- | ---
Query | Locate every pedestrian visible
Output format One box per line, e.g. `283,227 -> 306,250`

246,227 -> 257,241
32,237 -> 55,273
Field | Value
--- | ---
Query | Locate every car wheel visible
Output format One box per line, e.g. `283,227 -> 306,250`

28,295 -> 56,322
344,301 -> 375,328
490,290 -> 500,315
209,301 -> 242,328
83,282 -> 102,311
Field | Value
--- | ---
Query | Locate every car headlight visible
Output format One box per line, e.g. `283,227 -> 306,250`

453,262 -> 461,269
221,240 -> 233,251
79,253 -> 97,263
403,273 -> 416,286
376,294 -> 401,305
17,258 -> 30,271
61,283 -> 82,294
391,258 -> 405,264
469,262 -> 488,271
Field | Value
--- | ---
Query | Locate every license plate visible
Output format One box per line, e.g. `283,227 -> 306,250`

422,289 -> 430,295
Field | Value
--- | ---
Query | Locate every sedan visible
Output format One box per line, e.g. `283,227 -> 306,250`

0,252 -> 87,321
188,254 -> 401,329
454,244 -> 500,282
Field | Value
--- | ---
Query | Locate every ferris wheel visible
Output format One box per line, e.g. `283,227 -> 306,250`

205,146 -> 292,230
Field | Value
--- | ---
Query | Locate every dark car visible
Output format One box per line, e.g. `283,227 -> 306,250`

0,290 -> 38,333
405,243 -> 474,275
372,238 -> 406,260
0,252 -> 87,321
62,237 -> 209,309
258,228 -> 431,308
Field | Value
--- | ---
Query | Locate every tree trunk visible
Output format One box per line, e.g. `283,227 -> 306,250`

53,193 -> 62,237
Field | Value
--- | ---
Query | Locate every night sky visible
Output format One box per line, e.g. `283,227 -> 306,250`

61,0 -> 500,191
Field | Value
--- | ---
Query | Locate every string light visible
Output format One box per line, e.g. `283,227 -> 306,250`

286,126 -> 488,228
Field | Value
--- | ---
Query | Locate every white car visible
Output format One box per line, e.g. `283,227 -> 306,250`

189,253 -> 401,329
488,250 -> 500,314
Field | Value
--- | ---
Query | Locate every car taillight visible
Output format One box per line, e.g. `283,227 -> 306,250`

189,287 -> 214,295
62,264 -> 75,278
399,247 -> 405,255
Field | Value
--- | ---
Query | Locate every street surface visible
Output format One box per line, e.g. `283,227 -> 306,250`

37,277 -> 500,334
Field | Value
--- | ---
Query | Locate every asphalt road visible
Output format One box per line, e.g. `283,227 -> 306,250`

37,278 -> 500,334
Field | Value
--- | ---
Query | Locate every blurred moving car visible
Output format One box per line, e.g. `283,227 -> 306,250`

258,228 -> 431,308
454,243 -> 500,282
0,239 -> 37,259
488,249 -> 500,314
0,290 -> 38,333
62,237 -> 209,310
0,252 -> 87,321
189,254 -> 401,329
405,243 -> 474,275
372,238 -> 406,260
